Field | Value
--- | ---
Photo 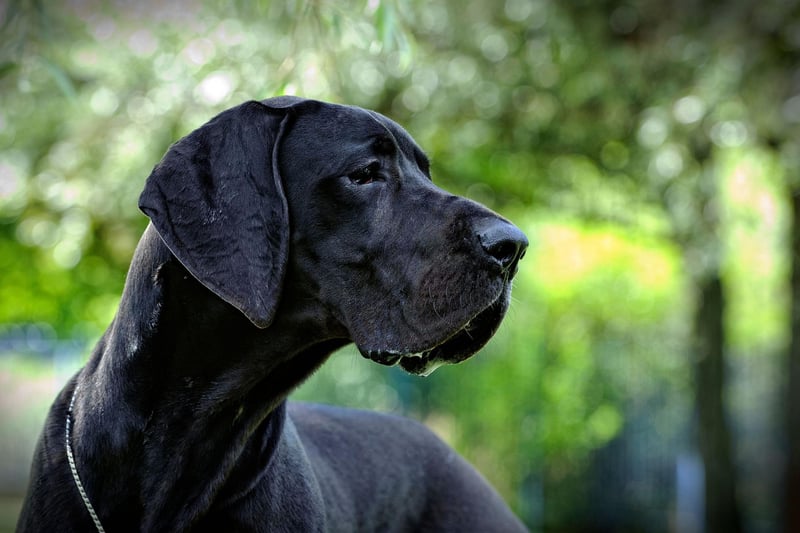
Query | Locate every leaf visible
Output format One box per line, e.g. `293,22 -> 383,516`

40,57 -> 76,100
375,0 -> 396,51
0,61 -> 19,80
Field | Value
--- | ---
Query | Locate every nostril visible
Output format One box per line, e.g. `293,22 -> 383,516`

487,241 -> 520,268
477,221 -> 529,272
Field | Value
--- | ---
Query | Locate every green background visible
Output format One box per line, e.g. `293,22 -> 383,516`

1,1 -> 798,531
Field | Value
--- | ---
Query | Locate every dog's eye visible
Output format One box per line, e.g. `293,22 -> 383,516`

348,162 -> 381,185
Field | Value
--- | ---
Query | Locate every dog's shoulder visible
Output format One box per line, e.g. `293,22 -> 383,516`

285,401 -> 527,532
287,401 -> 446,454
284,402 -> 434,530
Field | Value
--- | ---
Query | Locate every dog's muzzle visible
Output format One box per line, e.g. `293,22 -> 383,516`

362,217 -> 527,376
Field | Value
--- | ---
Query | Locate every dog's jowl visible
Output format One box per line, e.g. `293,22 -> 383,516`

17,97 -> 528,533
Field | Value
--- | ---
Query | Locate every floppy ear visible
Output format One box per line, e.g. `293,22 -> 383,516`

139,100 -> 299,329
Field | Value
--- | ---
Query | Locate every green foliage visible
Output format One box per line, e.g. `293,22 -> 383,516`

1,0 -> 797,529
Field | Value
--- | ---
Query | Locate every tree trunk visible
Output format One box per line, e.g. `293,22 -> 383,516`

785,189 -> 800,533
693,274 -> 743,533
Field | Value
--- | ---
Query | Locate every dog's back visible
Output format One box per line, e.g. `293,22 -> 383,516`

288,402 -> 526,532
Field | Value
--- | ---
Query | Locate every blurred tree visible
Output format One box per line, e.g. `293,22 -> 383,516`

664,1 -> 800,530
726,1 -> 800,529
1,0 -> 798,531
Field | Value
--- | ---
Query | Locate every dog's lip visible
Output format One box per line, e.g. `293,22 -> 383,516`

396,316 -> 484,376
363,283 -> 510,375
365,312 -> 486,367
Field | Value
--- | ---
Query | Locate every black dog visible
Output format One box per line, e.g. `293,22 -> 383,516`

17,97 -> 528,532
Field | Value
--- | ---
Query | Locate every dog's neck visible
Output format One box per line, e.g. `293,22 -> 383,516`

69,224 -> 347,530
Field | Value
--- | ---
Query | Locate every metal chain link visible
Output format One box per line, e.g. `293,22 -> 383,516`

66,385 -> 106,533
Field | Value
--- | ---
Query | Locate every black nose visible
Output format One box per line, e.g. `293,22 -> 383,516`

477,220 -> 529,273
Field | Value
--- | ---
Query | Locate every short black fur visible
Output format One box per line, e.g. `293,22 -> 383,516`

17,97 -> 528,532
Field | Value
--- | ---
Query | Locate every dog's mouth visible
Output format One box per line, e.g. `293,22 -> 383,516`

361,284 -> 511,376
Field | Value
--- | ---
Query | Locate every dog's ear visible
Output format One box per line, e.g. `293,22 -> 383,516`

139,99 -> 304,329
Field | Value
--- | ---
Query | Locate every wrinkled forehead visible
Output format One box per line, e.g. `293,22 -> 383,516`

363,109 -> 424,160
283,102 -> 427,168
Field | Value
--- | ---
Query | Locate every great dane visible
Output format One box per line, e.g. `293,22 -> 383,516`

18,96 -> 528,532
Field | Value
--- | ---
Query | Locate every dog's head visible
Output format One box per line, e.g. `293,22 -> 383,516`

139,97 -> 526,376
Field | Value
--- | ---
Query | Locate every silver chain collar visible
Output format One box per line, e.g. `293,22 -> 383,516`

66,385 -> 106,533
